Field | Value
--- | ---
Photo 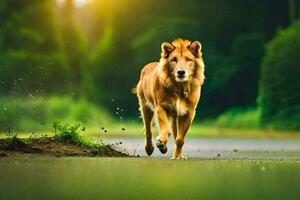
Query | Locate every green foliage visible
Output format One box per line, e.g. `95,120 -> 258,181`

0,96 -> 112,132
53,122 -> 99,147
89,25 -> 115,98
0,134 -> 28,149
59,0 -> 89,98
260,21 -> 300,130
0,0 -> 69,95
215,107 -> 260,129
199,33 -> 265,117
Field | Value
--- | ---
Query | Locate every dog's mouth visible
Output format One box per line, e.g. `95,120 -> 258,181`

177,75 -> 185,79
175,75 -> 187,82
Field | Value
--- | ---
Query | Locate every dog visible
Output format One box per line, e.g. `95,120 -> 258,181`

133,38 -> 205,159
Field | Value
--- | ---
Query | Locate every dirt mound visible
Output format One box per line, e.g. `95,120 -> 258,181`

0,137 -> 128,157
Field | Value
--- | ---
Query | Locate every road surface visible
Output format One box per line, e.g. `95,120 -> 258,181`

102,136 -> 300,160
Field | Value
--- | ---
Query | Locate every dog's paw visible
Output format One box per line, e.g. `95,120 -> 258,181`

145,145 -> 154,156
178,155 -> 188,160
156,139 -> 168,154
170,155 -> 188,160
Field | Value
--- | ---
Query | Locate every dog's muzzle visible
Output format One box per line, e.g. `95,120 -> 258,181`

176,70 -> 186,80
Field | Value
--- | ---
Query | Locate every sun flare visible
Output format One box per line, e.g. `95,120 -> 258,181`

56,0 -> 91,8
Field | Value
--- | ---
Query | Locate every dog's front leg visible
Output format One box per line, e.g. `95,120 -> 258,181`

172,111 -> 194,159
155,106 -> 171,154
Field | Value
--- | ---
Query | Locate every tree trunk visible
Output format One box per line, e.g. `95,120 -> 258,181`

264,0 -> 291,40
288,0 -> 300,22
295,0 -> 300,19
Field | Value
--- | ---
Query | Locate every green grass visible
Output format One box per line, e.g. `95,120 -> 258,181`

1,97 -> 300,139
0,122 -> 104,150
0,157 -> 300,200
212,106 -> 300,134
2,120 -> 300,139
83,120 -> 300,139
0,96 -> 112,132
215,107 -> 260,129
53,122 -> 103,148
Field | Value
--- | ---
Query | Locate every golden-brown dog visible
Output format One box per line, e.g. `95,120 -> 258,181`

134,38 -> 205,159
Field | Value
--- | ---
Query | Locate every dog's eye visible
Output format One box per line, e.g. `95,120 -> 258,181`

186,57 -> 193,62
170,57 -> 177,63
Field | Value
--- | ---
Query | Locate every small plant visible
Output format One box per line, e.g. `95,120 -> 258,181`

0,133 -> 27,151
53,122 -> 102,148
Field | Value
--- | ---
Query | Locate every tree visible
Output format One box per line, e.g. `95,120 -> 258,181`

260,21 -> 300,130
289,0 -> 300,22
264,0 -> 291,40
0,0 -> 69,95
58,0 -> 89,98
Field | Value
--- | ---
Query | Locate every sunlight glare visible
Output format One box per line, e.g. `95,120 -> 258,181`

56,0 -> 91,8
74,0 -> 91,7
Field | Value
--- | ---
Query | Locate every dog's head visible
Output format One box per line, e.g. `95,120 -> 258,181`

160,38 -> 204,83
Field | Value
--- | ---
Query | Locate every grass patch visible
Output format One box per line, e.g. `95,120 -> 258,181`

85,120 -> 300,139
215,107 -> 260,129
0,136 -> 27,151
53,122 -> 102,148
0,96 -> 112,132
0,122 -> 128,157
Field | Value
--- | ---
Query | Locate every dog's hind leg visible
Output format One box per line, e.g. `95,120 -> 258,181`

140,104 -> 154,156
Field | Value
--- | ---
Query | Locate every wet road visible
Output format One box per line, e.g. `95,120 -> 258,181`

102,136 -> 300,160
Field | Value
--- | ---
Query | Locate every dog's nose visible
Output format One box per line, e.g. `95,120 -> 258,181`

177,70 -> 186,77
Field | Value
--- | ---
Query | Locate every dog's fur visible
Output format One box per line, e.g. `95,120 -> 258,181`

134,38 -> 205,159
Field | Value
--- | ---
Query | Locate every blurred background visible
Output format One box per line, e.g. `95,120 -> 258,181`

0,0 -> 299,135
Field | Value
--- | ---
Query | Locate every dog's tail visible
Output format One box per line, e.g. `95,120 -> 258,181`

131,87 -> 137,94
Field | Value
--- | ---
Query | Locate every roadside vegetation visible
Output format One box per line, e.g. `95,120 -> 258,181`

260,21 -> 300,131
0,96 -> 111,132
0,122 -> 128,157
1,99 -> 299,139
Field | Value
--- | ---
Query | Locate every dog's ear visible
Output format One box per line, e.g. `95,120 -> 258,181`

161,42 -> 175,58
189,41 -> 202,58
